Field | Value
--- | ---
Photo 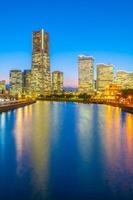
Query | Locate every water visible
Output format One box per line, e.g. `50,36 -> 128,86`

0,101 -> 133,200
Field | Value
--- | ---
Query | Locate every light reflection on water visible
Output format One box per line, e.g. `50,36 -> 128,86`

0,102 -> 133,200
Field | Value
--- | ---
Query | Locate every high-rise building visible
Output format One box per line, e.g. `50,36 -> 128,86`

10,70 -> 23,96
23,70 -> 31,94
0,80 -> 6,94
52,71 -> 63,94
31,29 -> 51,96
116,70 -> 133,89
97,64 -> 114,91
78,55 -> 94,94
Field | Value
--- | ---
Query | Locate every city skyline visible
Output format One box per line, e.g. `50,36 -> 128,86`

0,0 -> 133,87
0,1 -> 133,200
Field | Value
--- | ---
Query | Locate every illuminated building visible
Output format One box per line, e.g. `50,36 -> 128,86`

97,64 -> 114,91
104,83 -> 122,100
23,70 -> 31,94
127,72 -> 133,89
31,29 -> 51,96
0,80 -> 6,94
116,71 -> 128,88
10,70 -> 23,96
116,70 -> 133,89
52,71 -> 63,94
78,55 -> 94,94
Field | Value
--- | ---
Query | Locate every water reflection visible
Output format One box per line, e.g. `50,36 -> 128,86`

0,113 -> 6,156
101,106 -> 133,197
76,104 -> 133,198
14,106 -> 33,174
125,114 -> 133,173
13,102 -> 51,199
77,104 -> 94,163
0,102 -> 133,200
104,106 -> 122,168
103,106 -> 133,172
30,101 -> 51,198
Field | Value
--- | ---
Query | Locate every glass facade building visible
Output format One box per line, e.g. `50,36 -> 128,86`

97,64 -> 114,91
52,71 -> 63,94
116,70 -> 133,89
10,70 -> 23,96
31,29 -> 51,96
78,56 -> 94,94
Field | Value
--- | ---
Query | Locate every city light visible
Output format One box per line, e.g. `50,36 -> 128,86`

0,28 -> 133,112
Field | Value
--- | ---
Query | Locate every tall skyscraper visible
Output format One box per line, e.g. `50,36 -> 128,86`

31,29 -> 51,96
78,55 -> 94,94
10,70 -> 23,96
97,64 -> 114,91
116,70 -> 133,89
52,71 -> 63,94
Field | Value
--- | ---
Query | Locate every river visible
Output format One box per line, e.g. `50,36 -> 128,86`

0,101 -> 133,200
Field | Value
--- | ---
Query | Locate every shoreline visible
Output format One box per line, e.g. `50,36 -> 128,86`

0,99 -> 36,113
0,98 -> 132,114
37,98 -> 133,114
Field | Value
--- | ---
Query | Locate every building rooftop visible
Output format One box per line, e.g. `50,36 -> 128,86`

78,55 -> 94,60
52,71 -> 63,74
10,69 -> 22,72
96,63 -> 114,67
117,70 -> 133,74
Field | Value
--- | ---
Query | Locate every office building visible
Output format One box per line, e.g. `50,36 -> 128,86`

52,71 -> 63,94
97,64 -> 114,91
116,70 -> 133,89
10,70 -> 23,96
31,29 -> 51,96
78,55 -> 94,94
23,70 -> 32,94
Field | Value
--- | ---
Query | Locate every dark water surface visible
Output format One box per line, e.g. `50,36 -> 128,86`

0,101 -> 133,200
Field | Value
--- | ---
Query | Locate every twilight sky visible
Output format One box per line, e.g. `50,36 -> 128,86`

0,0 -> 133,87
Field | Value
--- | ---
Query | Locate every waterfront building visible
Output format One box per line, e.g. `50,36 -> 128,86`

116,71 -> 128,88
116,70 -> 133,89
31,29 -> 51,96
78,55 -> 94,94
10,70 -> 23,96
52,71 -> 63,94
104,83 -> 122,100
63,90 -> 79,97
0,80 -> 6,94
97,64 -> 114,91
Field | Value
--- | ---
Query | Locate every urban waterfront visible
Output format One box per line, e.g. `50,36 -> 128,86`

0,101 -> 133,200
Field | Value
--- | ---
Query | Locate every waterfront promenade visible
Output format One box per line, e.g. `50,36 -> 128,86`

0,99 -> 36,113
0,96 -> 132,114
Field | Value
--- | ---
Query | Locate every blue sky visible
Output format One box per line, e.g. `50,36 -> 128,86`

0,0 -> 133,86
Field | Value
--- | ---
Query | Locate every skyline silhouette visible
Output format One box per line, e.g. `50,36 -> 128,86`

0,0 -> 133,87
